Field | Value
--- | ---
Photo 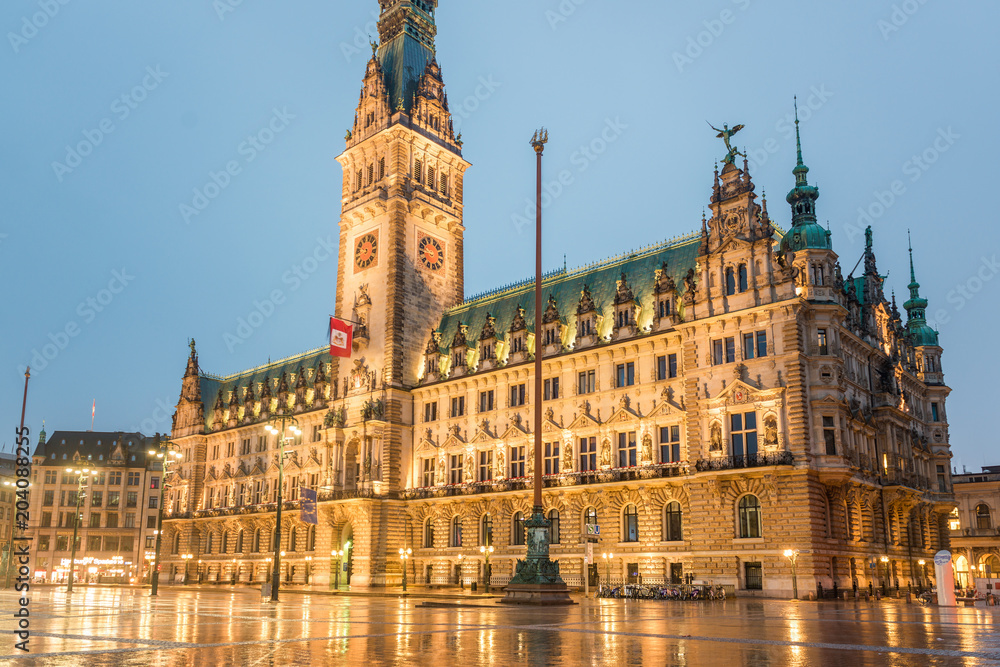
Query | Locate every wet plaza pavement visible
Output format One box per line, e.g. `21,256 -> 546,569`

1,587 -> 998,666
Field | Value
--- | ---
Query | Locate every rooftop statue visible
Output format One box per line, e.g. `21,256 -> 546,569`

708,122 -> 745,164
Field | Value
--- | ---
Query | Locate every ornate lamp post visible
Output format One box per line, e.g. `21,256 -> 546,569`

66,468 -> 90,593
231,558 -> 238,585
148,434 -> 182,597
305,555 -> 313,585
180,554 -> 193,584
458,553 -> 464,589
197,559 -> 203,584
399,547 -> 412,591
480,545 -> 494,594
880,556 -> 889,596
784,549 -> 799,600
917,559 -> 926,591
602,552 -> 614,586
331,549 -> 343,590
264,412 -> 301,602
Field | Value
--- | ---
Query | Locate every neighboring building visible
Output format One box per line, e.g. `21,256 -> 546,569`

0,454 -> 17,580
949,466 -> 1000,588
27,429 -> 161,584
160,0 -> 956,597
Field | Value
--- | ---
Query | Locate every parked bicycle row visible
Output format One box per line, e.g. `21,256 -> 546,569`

598,584 -> 727,601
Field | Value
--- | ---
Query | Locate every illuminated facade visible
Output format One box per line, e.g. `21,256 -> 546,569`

159,0 -> 956,596
948,466 -> 1000,588
26,429 -> 162,584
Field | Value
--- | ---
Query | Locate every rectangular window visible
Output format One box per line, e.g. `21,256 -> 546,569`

43,490 -> 54,506
89,512 -> 101,528
125,513 -> 136,528
106,513 -> 119,528
579,437 -> 597,471
93,472 -> 105,486
936,464 -> 947,492
617,431 -> 637,468
657,355 -> 667,381
127,472 -> 140,486
87,535 -> 102,551
427,166 -> 436,190
422,458 -> 435,487
120,536 -> 133,553
108,492 -> 120,508
544,442 -> 560,476
378,157 -> 385,180
147,516 -> 157,529
730,412 -> 758,458
659,425 -> 681,463
62,474 -> 73,486
367,163 -> 374,186
822,416 -> 837,455
510,384 -> 526,407
103,536 -> 119,552
41,511 -> 52,528
356,168 -> 363,191
54,535 -> 69,552
145,535 -> 156,549
713,339 -> 724,365
931,402 -> 939,422
150,476 -> 160,490
44,471 -> 56,484
424,402 -> 438,422
818,329 -> 829,355
510,446 -> 525,478
38,535 -> 50,551
312,425 -> 322,442
451,396 -> 465,418
479,450 -> 493,482
725,337 -> 736,363
658,298 -> 670,318
91,491 -> 102,507
126,491 -> 138,508
616,362 -> 635,387
743,333 -> 756,360
756,331 -> 767,358
226,442 -> 235,457
449,455 -> 463,485
110,472 -> 122,485
148,496 -> 158,509
440,173 -> 449,197
212,444 -> 220,460
479,390 -> 494,413
414,159 -> 423,184
578,370 -> 596,394
543,378 -> 560,400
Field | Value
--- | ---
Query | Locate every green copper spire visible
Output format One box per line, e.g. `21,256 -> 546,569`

781,97 -> 830,253
903,231 -> 938,346
376,0 -> 438,113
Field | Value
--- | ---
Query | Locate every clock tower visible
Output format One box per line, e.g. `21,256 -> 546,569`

335,0 -> 469,389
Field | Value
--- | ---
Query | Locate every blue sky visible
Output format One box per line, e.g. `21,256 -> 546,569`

1,0 -> 996,469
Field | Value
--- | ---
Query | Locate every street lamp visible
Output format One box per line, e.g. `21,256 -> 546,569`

479,545 -> 494,594
231,558 -> 238,585
148,434 -> 183,597
2,480 -> 28,589
602,552 -> 614,586
331,549 -> 344,590
66,468 -> 90,593
458,553 -> 464,590
264,412 -> 301,602
197,559 -> 203,584
399,547 -> 412,592
305,555 -> 313,584
880,556 -> 889,596
180,554 -> 193,584
918,559 -> 926,591
784,549 -> 799,600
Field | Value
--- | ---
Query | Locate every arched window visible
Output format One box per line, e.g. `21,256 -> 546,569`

481,513 -> 493,547
288,527 -> 297,552
253,528 -> 262,553
423,518 -> 434,548
548,510 -> 561,545
738,495 -> 762,539
583,507 -> 598,535
221,531 -> 229,554
236,529 -> 244,553
206,533 -> 214,554
976,504 -> 992,530
623,505 -> 639,542
512,512 -> 525,546
738,264 -> 748,292
725,267 -> 736,295
172,533 -> 180,554
451,516 -> 463,548
307,526 -> 316,551
664,501 -> 683,542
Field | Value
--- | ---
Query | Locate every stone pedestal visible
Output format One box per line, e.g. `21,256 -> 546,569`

500,510 -> 574,606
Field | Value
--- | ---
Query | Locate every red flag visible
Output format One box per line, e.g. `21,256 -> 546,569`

329,317 -> 353,358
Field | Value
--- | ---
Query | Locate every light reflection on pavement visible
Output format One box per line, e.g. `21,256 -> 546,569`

1,587 -> 998,666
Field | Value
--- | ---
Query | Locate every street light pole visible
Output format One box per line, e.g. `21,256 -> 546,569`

399,547 -> 412,591
784,549 -> 799,600
149,434 -> 182,597
66,468 -> 90,593
603,552 -> 614,586
480,545 -> 494,594
331,549 -> 343,590
265,411 -> 301,603
880,556 -> 889,596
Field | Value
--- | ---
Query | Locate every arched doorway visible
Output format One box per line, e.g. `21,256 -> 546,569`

983,554 -> 1000,579
955,555 -> 970,588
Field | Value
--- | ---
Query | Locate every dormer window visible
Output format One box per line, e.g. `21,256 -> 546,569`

543,327 -> 558,346
579,317 -> 594,337
512,336 -> 523,353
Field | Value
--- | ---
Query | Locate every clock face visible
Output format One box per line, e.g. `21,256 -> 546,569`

418,236 -> 444,271
355,233 -> 378,269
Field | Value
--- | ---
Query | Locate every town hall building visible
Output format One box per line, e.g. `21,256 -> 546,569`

160,0 -> 955,597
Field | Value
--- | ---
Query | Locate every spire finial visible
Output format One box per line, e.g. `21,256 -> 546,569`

908,229 -> 916,283
794,96 -> 804,167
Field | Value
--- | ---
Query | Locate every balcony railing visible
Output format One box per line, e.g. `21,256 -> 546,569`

694,451 -> 794,472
